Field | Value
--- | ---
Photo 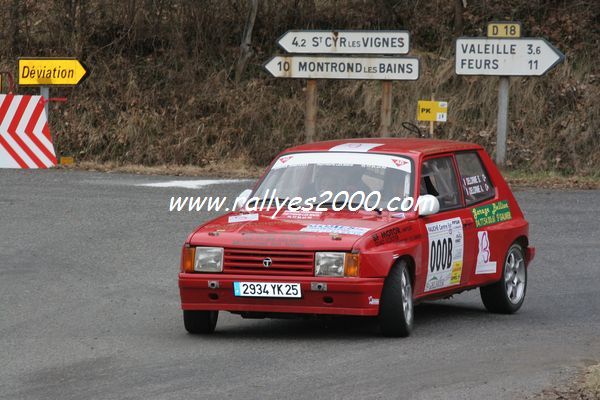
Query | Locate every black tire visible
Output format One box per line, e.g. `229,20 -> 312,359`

183,310 -> 218,334
480,243 -> 527,314
378,261 -> 414,337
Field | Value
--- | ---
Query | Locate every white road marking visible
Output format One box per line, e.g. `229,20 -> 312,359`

137,179 -> 251,189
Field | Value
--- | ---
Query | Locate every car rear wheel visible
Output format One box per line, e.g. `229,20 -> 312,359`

480,243 -> 527,314
378,261 -> 413,337
183,310 -> 218,334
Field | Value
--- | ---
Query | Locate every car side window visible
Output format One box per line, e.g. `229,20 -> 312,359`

420,157 -> 461,211
455,152 -> 495,205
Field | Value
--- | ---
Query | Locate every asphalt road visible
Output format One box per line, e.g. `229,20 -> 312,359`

1,169 -> 599,400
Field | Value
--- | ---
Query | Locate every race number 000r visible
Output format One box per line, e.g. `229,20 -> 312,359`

430,237 -> 453,272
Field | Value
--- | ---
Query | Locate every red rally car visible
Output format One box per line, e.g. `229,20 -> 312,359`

178,138 -> 535,337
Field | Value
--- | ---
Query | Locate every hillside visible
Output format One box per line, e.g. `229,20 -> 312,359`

1,0 -> 598,174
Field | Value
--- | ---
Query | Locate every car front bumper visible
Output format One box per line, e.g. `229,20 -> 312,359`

179,273 -> 384,316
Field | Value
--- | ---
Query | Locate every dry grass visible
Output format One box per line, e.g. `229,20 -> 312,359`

585,364 -> 600,397
504,170 -> 600,189
532,362 -> 600,400
1,1 -> 598,175
63,159 -> 262,179
60,160 -> 600,190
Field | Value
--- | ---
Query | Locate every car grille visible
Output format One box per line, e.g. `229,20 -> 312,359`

223,248 -> 314,276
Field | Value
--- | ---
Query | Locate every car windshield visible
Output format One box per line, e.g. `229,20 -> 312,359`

253,152 -> 413,206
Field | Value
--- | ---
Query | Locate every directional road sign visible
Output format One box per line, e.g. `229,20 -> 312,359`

455,38 -> 564,76
264,55 -> 419,80
277,30 -> 410,54
18,58 -> 89,86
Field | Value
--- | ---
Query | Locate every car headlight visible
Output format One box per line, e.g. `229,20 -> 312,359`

315,252 -> 359,277
194,247 -> 224,272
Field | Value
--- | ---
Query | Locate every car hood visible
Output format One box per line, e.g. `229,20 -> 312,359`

189,209 -> 414,250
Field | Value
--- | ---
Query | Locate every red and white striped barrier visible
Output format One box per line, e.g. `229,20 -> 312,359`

0,94 -> 57,168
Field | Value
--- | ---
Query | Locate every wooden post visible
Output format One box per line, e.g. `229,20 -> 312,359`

496,76 -> 510,166
379,81 -> 392,137
429,93 -> 435,138
305,79 -> 317,142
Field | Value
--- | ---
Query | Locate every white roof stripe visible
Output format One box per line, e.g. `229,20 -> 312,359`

272,152 -> 411,173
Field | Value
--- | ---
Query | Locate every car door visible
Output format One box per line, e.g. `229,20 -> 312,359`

416,154 -> 477,297
454,151 -> 501,286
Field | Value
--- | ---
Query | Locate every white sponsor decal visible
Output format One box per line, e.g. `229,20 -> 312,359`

475,231 -> 497,274
281,210 -> 322,220
300,224 -> 370,236
328,143 -> 383,152
271,152 -> 411,173
391,212 -> 406,219
368,296 -> 380,305
228,213 -> 259,223
425,218 -> 464,292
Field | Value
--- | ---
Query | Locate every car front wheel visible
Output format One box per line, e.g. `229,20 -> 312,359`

183,310 -> 218,334
378,261 -> 414,337
480,243 -> 527,314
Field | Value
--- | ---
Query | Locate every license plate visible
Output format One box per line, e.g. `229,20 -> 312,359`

233,282 -> 301,298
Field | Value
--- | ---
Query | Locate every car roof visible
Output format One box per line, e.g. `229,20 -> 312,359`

282,138 -> 483,157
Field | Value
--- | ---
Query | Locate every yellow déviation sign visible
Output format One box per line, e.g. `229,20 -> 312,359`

417,100 -> 448,122
487,22 -> 522,38
18,58 -> 89,86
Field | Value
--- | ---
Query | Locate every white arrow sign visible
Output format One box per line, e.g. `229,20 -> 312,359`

277,30 -> 410,54
264,55 -> 419,80
455,37 -> 564,76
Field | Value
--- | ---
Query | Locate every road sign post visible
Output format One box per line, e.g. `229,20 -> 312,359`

430,94 -> 435,138
305,80 -> 317,142
17,58 -> 90,163
379,81 -> 392,137
267,30 -> 419,141
455,30 -> 564,166
40,86 -> 49,117
496,77 -> 510,165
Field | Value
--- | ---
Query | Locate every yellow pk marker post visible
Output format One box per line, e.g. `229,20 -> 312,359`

486,21 -> 522,38
417,99 -> 448,138
417,100 -> 448,122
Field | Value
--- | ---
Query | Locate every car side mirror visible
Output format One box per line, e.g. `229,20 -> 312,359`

233,189 -> 253,211
417,194 -> 440,216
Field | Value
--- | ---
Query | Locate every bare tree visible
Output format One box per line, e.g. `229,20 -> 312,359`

234,0 -> 258,85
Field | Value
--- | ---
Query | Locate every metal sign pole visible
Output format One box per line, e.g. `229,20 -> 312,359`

40,86 -> 49,118
495,76 -> 510,166
429,93 -> 435,138
379,81 -> 392,137
304,79 -> 317,142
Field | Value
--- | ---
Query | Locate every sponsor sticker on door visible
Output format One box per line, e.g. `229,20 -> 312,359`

472,200 -> 512,228
425,218 -> 464,292
475,231 -> 497,274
